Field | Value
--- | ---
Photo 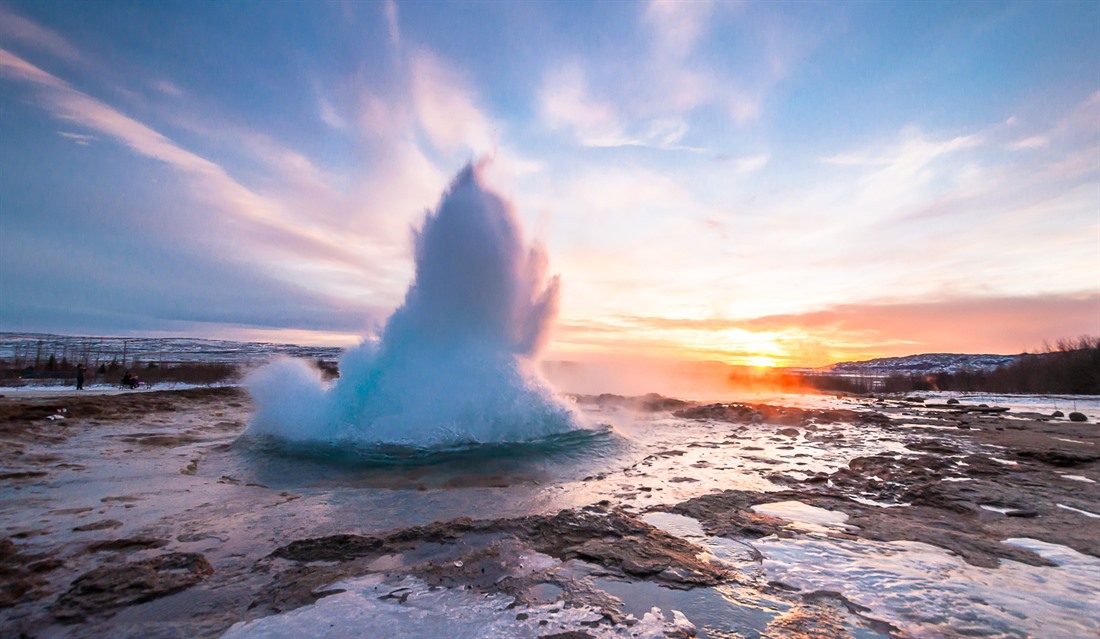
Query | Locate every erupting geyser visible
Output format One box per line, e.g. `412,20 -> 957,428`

246,161 -> 580,446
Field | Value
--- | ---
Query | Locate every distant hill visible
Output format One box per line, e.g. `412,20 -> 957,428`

0,332 -> 343,366
824,353 -> 1020,376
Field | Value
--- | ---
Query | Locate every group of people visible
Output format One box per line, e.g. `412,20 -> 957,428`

119,371 -> 142,389
72,365 -> 143,390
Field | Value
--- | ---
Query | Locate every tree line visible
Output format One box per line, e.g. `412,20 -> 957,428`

804,336 -> 1100,395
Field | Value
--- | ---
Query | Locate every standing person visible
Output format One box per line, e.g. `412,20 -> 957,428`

76,364 -> 86,390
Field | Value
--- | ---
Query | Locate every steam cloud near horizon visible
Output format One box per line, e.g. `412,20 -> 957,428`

246,161 -> 580,445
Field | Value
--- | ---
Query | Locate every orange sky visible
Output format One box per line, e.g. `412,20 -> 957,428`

549,293 -> 1099,367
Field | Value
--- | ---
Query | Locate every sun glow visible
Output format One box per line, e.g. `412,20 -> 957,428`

745,355 -> 778,368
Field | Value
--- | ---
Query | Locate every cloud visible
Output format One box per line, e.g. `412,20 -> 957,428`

0,9 -> 82,62
408,49 -> 496,153
0,48 -> 67,88
538,62 -> 631,147
57,130 -> 97,145
1007,135 -> 1048,150
317,95 -> 347,129
0,48 -> 372,281
555,293 -> 1099,365
383,0 -> 401,46
822,129 -> 982,167
153,79 -> 184,96
536,64 -> 711,150
743,293 -> 1100,356
0,221 -> 375,337
643,0 -> 716,60
534,1 -> 723,148
537,1 -> 818,146
734,153 -> 769,173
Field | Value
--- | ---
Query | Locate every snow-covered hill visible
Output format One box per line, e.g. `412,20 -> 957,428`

826,353 -> 1020,376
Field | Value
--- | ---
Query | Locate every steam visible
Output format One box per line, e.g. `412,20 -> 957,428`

246,161 -> 579,446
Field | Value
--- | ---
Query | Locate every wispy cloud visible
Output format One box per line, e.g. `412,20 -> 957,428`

0,48 -> 67,88
1007,135 -> 1047,150
383,0 -> 402,47
643,0 -> 716,61
538,62 -> 631,147
0,8 -> 82,62
0,48 -> 369,279
56,130 -> 97,145
536,0 -> 820,150
734,153 -> 769,173
153,79 -> 184,97
409,49 -> 495,153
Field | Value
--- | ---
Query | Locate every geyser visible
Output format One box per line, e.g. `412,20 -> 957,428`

246,161 -> 580,446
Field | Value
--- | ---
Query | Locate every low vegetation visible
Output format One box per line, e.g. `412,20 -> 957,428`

0,359 -> 241,388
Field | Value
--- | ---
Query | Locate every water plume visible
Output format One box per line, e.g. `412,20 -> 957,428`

246,161 -> 580,446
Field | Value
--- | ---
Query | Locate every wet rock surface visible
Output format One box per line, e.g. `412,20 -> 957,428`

572,393 -> 693,412
0,537 -> 64,608
671,395 -> 1100,568
51,552 -> 213,623
256,505 -> 729,625
673,401 -> 891,427
1,387 -> 1097,637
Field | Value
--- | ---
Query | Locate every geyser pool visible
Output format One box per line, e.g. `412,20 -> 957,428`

246,162 -> 582,446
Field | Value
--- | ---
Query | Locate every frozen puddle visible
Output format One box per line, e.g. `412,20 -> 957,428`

753,535 -> 1100,638
751,500 -> 854,532
1059,474 -> 1096,483
1056,503 -> 1100,519
222,574 -> 693,639
644,511 -> 1099,638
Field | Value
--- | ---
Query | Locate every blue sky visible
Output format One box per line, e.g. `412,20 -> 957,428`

1,0 -> 1097,365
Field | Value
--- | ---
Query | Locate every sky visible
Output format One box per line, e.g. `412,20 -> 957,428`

0,0 -> 1097,367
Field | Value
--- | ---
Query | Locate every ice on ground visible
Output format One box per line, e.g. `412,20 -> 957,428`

753,535 -> 1100,639
1055,503 -> 1100,518
1059,474 -> 1096,483
221,574 -> 688,639
751,500 -> 853,532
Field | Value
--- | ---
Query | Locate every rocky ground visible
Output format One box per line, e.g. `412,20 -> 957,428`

0,387 -> 1097,638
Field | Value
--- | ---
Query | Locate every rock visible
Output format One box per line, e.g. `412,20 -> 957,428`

270,534 -> 384,562
905,441 -> 960,455
269,508 -> 728,590
515,509 -> 728,588
1068,412 -> 1087,422
674,402 -> 888,427
1052,410 -> 1064,418
778,428 -> 800,438
946,398 -> 960,405
1016,450 -> 1100,467
52,552 -> 213,623
72,519 -> 122,532
0,538 -> 62,608
85,537 -> 169,553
